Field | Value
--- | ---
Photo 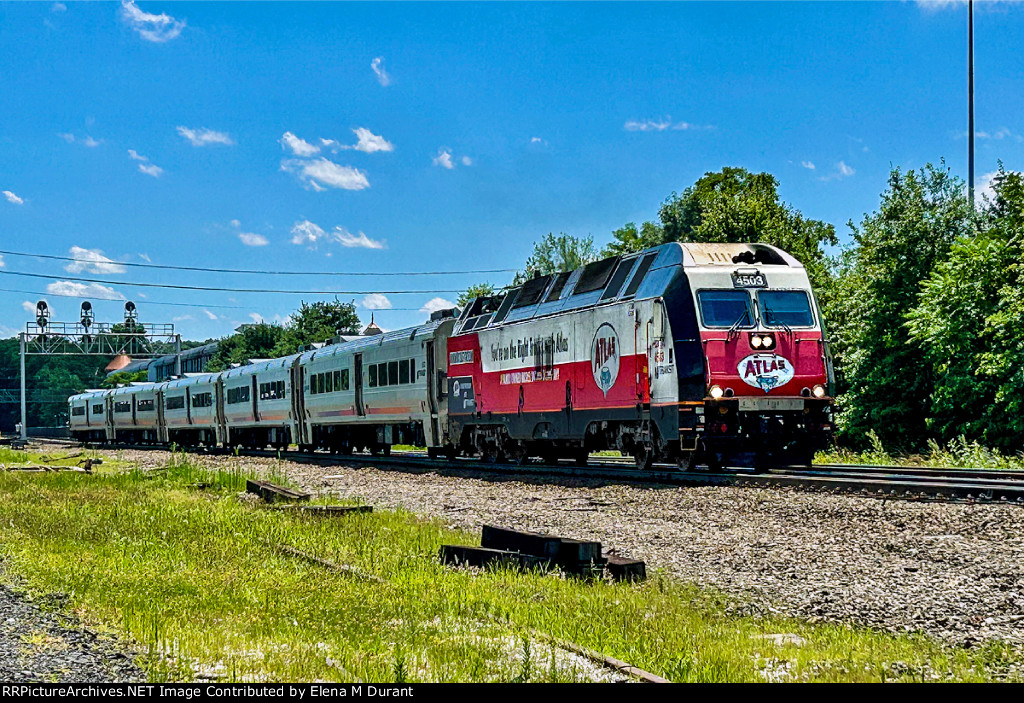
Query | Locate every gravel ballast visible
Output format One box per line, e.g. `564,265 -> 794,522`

0,582 -> 145,683
35,444 -> 1024,651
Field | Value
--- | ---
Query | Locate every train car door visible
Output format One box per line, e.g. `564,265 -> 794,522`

647,299 -> 673,406
289,362 -> 307,446
214,380 -> 227,446
354,353 -> 366,416
251,376 -> 260,423
156,390 -> 167,443
425,341 -> 439,446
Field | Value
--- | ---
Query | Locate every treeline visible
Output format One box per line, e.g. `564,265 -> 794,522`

467,163 -> 1024,454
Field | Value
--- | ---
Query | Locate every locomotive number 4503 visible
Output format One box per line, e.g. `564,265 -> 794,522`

732,271 -> 767,288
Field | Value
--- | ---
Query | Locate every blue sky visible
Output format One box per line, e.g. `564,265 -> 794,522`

1,1 -> 1022,341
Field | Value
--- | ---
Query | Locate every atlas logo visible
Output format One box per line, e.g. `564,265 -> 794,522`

737,353 -> 794,393
591,323 -> 620,396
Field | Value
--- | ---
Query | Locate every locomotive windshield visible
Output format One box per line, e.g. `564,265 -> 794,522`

697,290 -> 754,328
758,290 -> 815,327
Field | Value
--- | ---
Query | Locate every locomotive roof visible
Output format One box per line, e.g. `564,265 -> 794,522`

454,242 -> 804,334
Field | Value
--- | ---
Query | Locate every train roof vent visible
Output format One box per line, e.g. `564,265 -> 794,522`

684,243 -> 787,266
429,308 -> 457,321
513,274 -> 552,309
572,257 -> 618,295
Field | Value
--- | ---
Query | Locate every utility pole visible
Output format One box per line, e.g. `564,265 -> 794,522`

968,0 -> 975,207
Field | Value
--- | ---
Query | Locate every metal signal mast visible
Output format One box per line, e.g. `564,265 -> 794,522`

18,300 -> 179,440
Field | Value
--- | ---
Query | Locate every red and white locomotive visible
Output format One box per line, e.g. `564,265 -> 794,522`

445,242 -> 833,469
69,241 -> 833,471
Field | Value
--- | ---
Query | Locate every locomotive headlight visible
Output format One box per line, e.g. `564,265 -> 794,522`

750,335 -> 762,348
760,334 -> 775,349
812,384 -> 826,398
709,385 -> 724,399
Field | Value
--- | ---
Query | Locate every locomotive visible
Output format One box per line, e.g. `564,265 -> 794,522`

69,242 -> 833,470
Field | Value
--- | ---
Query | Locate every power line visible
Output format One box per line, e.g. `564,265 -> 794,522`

0,286 -> 249,310
0,248 -> 517,277
0,269 -> 462,295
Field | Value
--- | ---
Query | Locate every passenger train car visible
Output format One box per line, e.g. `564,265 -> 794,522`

69,242 -> 833,470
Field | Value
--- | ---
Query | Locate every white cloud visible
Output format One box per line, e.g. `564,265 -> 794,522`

290,220 -> 384,249
46,281 -> 125,300
57,132 -> 101,146
249,312 -> 264,324
433,149 -> 454,169
58,133 -> 75,143
138,163 -> 163,178
22,301 -> 36,313
281,157 -> 369,191
0,254 -> 4,267
371,57 -> 391,86
334,228 -> 385,249
461,156 -> 473,166
838,161 -> 855,177
801,161 -> 816,170
203,309 -> 218,320
127,149 -> 146,161
139,253 -> 151,262
349,127 -> 394,153
975,170 -> 1024,205
624,119 -> 671,132
65,246 -> 126,274
82,136 -> 101,147
52,3 -> 67,11
238,232 -> 269,247
3,190 -> 24,205
420,297 -> 456,314
172,314 -> 193,322
624,118 -> 713,132
120,1 -> 185,43
361,294 -> 392,310
531,137 -> 543,143
177,126 -> 234,146
280,131 -> 320,157
229,219 -> 241,228
290,220 -> 326,246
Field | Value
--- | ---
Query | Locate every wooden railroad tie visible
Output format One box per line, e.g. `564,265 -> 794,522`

245,479 -> 312,503
440,525 -> 646,582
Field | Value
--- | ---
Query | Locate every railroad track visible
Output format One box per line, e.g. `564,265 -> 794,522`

15,437 -> 1024,506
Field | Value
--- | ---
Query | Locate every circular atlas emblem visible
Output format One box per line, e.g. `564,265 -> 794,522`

591,323 -> 620,396
737,353 -> 795,393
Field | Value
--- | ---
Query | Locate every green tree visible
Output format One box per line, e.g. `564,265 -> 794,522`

101,369 -> 150,389
517,232 -> 598,283
273,299 -> 362,356
907,167 -> 1024,449
458,283 -> 496,309
657,167 -> 838,291
206,323 -> 288,372
602,221 -> 664,257
836,162 -> 973,449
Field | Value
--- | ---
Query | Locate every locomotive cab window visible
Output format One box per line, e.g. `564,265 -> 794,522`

758,290 -> 815,328
697,290 -> 754,328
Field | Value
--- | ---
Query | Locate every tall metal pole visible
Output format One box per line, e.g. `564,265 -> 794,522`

19,333 -> 27,440
968,0 -> 975,207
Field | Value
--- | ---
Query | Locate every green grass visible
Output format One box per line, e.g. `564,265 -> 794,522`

0,453 -> 1018,683
819,432 -> 1024,471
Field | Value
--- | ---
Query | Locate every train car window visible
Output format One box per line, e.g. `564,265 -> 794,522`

72,406 -> 86,416
697,290 -> 754,328
114,401 -> 131,413
166,396 -> 185,410
92,404 -> 104,414
399,359 -> 410,384
544,271 -> 572,303
622,253 -> 658,298
369,365 -> 378,387
513,275 -> 552,309
573,257 -> 618,295
192,392 -> 212,408
227,386 -> 250,404
278,380 -> 286,398
388,361 -> 399,387
310,375 -> 318,394
137,399 -> 155,412
325,371 -> 334,393
490,291 -> 518,325
758,290 -> 815,328
600,258 -> 636,300
332,370 -> 341,392
340,369 -> 350,390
